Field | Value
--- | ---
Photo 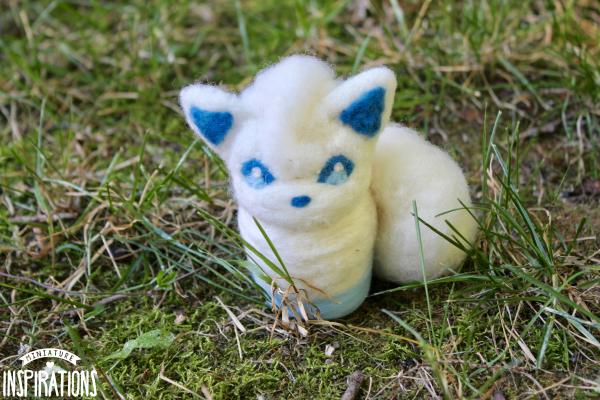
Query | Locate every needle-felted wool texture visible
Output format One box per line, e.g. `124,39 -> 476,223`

180,55 -> 478,319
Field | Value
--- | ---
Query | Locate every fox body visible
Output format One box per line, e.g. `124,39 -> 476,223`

180,56 -> 478,318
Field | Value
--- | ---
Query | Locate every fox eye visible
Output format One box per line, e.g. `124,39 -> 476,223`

317,155 -> 354,185
241,159 -> 275,189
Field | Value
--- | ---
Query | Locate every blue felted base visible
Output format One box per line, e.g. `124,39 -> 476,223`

254,269 -> 371,320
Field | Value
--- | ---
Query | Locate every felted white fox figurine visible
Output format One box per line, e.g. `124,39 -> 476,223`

180,55 -> 478,319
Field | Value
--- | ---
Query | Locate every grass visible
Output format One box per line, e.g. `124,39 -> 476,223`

1,0 -> 599,398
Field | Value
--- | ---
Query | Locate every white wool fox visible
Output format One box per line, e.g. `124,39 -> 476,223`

180,55 -> 478,319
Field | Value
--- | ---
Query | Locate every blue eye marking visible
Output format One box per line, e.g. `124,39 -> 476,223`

339,86 -> 385,137
190,106 -> 233,145
317,155 -> 354,185
241,159 -> 275,189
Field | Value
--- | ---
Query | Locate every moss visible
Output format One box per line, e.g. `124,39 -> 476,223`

1,0 -> 599,398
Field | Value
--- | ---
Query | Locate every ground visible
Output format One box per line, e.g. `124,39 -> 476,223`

1,0 -> 599,399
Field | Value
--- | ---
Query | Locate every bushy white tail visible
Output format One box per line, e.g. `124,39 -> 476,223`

371,124 -> 478,283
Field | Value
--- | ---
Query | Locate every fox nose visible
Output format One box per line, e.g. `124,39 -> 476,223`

291,195 -> 311,208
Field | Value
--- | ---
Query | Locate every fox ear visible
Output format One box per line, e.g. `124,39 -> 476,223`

179,83 -> 242,157
324,67 -> 396,138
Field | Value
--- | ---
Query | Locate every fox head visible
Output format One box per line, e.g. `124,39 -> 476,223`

180,55 -> 396,229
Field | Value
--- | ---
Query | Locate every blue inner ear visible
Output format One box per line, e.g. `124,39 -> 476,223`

339,86 -> 386,137
190,106 -> 233,145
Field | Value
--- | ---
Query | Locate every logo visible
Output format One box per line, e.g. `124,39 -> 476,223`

2,348 -> 98,398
